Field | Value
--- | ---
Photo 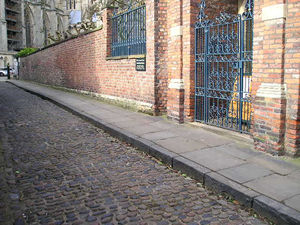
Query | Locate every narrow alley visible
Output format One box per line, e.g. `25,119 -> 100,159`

0,83 -> 267,225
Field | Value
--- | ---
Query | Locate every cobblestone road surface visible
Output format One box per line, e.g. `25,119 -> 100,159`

0,83 -> 267,225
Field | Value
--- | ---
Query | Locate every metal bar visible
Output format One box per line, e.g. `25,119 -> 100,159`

204,27 -> 209,123
239,18 -> 244,132
195,27 -> 198,121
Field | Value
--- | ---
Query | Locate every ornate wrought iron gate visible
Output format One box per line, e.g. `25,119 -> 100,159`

195,0 -> 254,133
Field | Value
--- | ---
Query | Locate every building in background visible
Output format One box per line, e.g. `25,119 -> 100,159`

0,0 -> 22,68
0,0 -> 92,68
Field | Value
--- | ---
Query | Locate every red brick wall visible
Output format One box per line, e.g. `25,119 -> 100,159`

20,6 -> 157,109
252,0 -> 300,156
252,0 -> 286,155
182,0 -> 198,122
284,0 -> 300,156
154,0 -> 168,114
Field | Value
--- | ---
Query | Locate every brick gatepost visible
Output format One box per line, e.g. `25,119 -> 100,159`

166,0 -> 238,123
252,0 -> 300,156
166,0 -> 185,123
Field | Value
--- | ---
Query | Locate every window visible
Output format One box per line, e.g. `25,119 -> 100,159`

111,5 -> 146,57
24,7 -> 33,47
66,0 -> 76,10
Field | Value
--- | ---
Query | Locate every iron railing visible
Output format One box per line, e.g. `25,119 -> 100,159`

111,5 -> 146,57
195,0 -> 254,133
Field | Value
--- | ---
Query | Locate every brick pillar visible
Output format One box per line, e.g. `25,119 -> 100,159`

103,9 -> 113,58
153,0 -> 168,115
252,0 -> 290,155
146,0 -> 159,113
181,0 -> 199,122
284,1 -> 300,156
167,0 -> 185,123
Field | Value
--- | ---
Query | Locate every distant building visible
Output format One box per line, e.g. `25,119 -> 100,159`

0,0 -> 91,68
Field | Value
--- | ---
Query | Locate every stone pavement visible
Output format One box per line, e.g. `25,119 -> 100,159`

6,80 -> 300,224
0,82 -> 267,225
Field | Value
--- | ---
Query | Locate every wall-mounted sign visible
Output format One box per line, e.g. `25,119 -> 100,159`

69,10 -> 81,24
136,58 -> 146,71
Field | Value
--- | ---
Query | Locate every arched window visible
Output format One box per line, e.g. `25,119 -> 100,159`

50,0 -> 55,8
66,0 -> 76,10
44,12 -> 51,45
57,16 -> 64,32
24,6 -> 34,47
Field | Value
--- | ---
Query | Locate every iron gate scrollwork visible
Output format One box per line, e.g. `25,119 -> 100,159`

195,0 -> 254,133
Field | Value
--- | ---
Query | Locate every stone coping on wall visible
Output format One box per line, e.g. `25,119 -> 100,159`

19,27 -> 103,58
0,51 -> 18,55
106,54 -> 146,60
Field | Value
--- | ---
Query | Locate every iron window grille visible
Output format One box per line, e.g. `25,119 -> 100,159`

111,4 -> 146,57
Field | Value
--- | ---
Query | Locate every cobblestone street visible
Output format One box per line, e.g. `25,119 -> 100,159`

0,82 -> 267,225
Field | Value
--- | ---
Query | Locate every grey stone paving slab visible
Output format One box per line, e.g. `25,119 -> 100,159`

103,116 -> 132,123
288,169 -> 300,180
172,127 -> 231,147
218,163 -> 274,184
125,112 -> 162,122
88,101 -> 120,111
63,100 -> 89,108
217,143 -> 262,160
141,130 -> 179,141
126,124 -> 165,135
248,154 -> 298,175
150,120 -> 179,130
285,195 -> 300,212
182,148 -> 245,171
88,111 -> 120,119
110,118 -> 151,128
245,174 -> 300,202
155,136 -> 209,154
82,107 -> 111,115
123,111 -> 147,118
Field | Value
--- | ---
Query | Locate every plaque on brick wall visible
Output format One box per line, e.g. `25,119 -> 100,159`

136,58 -> 146,71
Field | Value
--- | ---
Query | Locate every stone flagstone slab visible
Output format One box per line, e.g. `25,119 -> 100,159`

217,143 -> 261,160
155,136 -> 209,154
141,130 -> 179,141
126,124 -> 165,135
284,195 -> 300,212
248,154 -> 298,175
182,148 -> 245,171
172,127 -> 231,147
245,174 -> 300,202
218,163 -> 273,184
